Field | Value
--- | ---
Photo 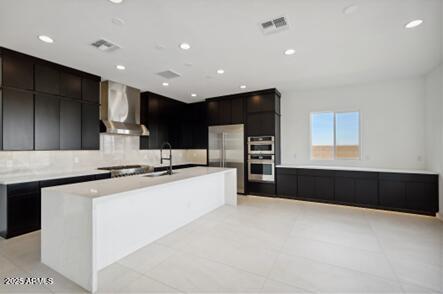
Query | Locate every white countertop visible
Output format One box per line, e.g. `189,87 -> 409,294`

43,167 -> 235,199
0,169 -> 111,185
276,165 -> 438,175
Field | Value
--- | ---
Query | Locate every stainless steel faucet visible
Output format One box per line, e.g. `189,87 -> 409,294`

160,142 -> 173,175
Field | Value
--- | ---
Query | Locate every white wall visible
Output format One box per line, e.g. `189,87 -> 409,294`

424,64 -> 443,219
281,77 -> 426,170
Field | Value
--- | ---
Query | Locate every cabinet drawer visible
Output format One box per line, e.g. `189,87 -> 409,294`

276,167 -> 297,175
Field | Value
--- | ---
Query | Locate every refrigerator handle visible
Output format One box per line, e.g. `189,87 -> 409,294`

221,132 -> 225,168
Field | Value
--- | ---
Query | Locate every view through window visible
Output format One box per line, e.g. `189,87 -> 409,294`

311,111 -> 360,160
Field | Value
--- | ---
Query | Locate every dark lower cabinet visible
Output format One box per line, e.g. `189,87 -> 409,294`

3,181 -> 40,239
81,104 -> 100,150
0,173 -> 111,239
276,167 -> 438,215
60,100 -> 82,150
2,89 -> 34,150
35,94 -> 60,150
248,182 -> 276,196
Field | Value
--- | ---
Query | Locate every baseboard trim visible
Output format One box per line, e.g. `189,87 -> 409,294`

437,213 -> 443,221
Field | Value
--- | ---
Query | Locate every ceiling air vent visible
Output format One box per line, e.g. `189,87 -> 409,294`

156,70 -> 181,79
260,16 -> 289,35
91,39 -> 120,52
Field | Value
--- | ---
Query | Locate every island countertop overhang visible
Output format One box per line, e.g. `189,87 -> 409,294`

42,167 -> 236,199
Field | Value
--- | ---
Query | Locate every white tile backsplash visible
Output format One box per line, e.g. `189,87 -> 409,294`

0,134 -> 207,177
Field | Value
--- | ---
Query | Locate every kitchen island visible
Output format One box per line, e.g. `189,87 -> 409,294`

41,167 -> 237,293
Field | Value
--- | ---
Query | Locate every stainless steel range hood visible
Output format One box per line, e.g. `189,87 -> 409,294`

100,81 -> 149,136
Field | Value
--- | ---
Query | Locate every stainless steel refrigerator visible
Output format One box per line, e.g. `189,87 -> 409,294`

208,124 -> 244,193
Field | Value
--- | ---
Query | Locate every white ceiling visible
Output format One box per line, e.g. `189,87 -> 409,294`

0,0 -> 441,102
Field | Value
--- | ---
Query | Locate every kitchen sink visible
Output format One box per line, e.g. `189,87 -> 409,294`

144,171 -> 176,177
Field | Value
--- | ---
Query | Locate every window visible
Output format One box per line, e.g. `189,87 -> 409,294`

310,111 -> 360,160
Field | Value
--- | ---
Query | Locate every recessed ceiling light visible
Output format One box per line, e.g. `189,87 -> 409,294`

38,35 -> 54,44
405,19 -> 423,29
108,0 -> 123,4
343,4 -> 358,15
116,65 -> 125,70
179,43 -> 191,50
284,49 -> 295,56
217,69 -> 225,74
191,93 -> 197,97
240,85 -> 247,89
162,82 -> 169,87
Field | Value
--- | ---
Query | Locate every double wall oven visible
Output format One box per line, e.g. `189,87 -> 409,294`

247,136 -> 275,182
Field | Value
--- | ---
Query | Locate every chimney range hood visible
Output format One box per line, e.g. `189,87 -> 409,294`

100,81 -> 149,136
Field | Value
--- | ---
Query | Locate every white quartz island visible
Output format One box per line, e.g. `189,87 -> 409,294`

41,167 -> 237,293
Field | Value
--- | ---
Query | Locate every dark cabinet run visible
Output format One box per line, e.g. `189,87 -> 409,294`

82,104 -> 100,150
35,63 -> 60,95
2,89 -> 34,150
276,167 -> 438,215
35,94 -> 60,150
60,72 -> 82,99
60,100 -> 82,150
247,93 -> 280,114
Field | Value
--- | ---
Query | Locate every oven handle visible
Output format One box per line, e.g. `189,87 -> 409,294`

248,141 -> 274,145
248,160 -> 275,164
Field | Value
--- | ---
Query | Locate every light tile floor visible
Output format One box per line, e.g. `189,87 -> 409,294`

0,195 -> 442,293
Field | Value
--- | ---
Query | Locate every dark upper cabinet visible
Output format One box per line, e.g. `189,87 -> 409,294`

82,79 -> 100,103
2,50 -> 34,90
35,94 -> 60,150
247,93 -> 279,114
207,100 -> 220,125
60,72 -> 82,99
0,90 -> 2,149
81,103 -> 100,150
60,99 -> 82,150
2,89 -> 34,150
231,97 -> 244,124
219,99 -> 232,125
35,63 -> 60,95
247,112 -> 275,136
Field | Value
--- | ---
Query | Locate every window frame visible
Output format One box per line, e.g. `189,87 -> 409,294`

309,110 -> 361,161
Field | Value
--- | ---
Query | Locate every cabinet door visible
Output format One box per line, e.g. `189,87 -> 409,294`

297,176 -> 315,198
7,192 -> 40,237
247,94 -> 275,113
219,99 -> 232,125
315,177 -> 334,200
35,64 -> 60,94
335,177 -> 355,203
405,182 -> 438,212
2,89 -> 34,150
207,100 -> 219,125
379,181 -> 406,209
35,94 -> 60,150
231,97 -> 244,124
355,179 -> 378,205
2,51 -> 34,90
276,169 -> 297,198
60,99 -> 82,150
247,112 -> 275,136
81,104 -> 100,150
60,72 -> 81,99
82,79 -> 99,103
